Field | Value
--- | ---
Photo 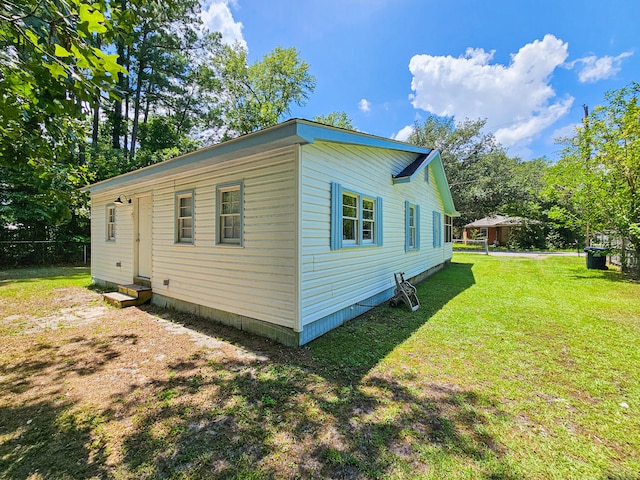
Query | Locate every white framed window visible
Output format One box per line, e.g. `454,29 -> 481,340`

106,205 -> 116,241
331,182 -> 382,250
362,197 -> 375,244
405,201 -> 420,251
445,215 -> 453,243
342,192 -> 358,245
176,191 -> 194,244
217,183 -> 243,245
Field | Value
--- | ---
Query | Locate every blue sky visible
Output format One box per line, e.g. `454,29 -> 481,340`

200,0 -> 638,161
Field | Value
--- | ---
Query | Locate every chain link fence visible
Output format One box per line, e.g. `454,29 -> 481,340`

0,241 -> 90,268
592,233 -> 638,274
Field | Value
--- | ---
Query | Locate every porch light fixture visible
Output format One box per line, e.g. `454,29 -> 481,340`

114,194 -> 131,205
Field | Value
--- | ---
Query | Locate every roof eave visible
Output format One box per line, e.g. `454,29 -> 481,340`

296,119 -> 430,155
82,119 -> 432,193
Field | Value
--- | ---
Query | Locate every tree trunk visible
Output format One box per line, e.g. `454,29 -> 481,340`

143,65 -> 154,124
129,63 -> 145,162
111,39 -> 125,149
129,31 -> 150,162
143,86 -> 151,123
92,94 -> 100,147
175,94 -> 192,136
123,45 -> 131,156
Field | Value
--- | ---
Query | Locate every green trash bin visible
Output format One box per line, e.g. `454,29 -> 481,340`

584,247 -> 607,270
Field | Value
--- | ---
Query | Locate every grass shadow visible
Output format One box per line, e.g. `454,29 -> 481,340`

112,342 -> 516,479
569,264 -> 639,284
0,332 -> 127,479
108,261 -> 497,478
305,261 -> 476,384
140,261 -> 475,386
0,402 -> 109,479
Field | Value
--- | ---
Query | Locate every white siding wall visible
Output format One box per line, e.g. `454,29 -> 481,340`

300,142 -> 451,326
90,193 -> 135,285
91,139 -> 453,334
158,146 -> 297,328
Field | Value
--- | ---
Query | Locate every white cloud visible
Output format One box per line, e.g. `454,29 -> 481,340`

568,52 -> 633,83
200,0 -> 246,49
358,98 -> 372,113
408,34 -> 574,148
392,125 -> 413,142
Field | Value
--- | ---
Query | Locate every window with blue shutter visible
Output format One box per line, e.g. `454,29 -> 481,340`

330,182 -> 383,250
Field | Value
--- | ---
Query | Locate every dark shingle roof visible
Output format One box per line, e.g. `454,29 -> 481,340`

393,153 -> 431,180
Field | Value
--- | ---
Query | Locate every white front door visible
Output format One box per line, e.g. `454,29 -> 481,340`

136,196 -> 152,279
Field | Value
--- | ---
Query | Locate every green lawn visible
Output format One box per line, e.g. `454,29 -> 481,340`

0,256 -> 638,479
310,254 -> 640,478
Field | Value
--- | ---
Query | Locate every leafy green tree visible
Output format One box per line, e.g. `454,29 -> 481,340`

407,115 -> 566,247
135,116 -> 199,167
83,115 -> 199,184
408,116 -> 522,223
0,0 -> 123,232
1,0 -> 123,167
101,0 -> 222,160
218,44 -> 316,136
1,1 -> 319,262
544,129 -> 606,246
313,112 -> 355,130
548,83 -> 640,274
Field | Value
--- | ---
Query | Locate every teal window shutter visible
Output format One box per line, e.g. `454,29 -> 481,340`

330,182 -> 342,250
433,211 -> 437,247
415,204 -> 421,250
376,196 -> 383,246
405,200 -> 411,252
433,211 -> 442,247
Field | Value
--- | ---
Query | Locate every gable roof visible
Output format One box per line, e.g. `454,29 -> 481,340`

84,119 -> 425,193
82,119 -> 458,216
392,150 -> 458,216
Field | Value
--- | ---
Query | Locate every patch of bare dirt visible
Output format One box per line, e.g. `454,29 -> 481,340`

0,287 -> 275,472
1,287 -> 111,333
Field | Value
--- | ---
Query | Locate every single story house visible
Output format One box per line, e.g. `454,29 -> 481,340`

462,215 -> 524,246
84,119 -> 458,346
